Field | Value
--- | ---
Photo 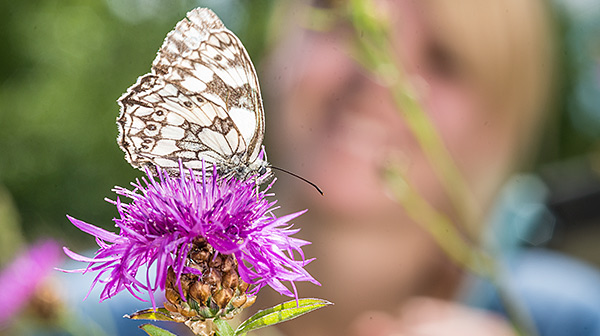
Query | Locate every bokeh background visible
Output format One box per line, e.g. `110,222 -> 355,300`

0,0 -> 278,253
1,0 -> 600,335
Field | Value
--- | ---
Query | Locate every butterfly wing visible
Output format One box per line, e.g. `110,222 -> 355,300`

117,8 -> 265,174
117,74 -> 235,172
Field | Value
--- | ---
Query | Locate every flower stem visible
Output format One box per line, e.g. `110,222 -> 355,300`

214,319 -> 235,336
347,0 -> 481,239
339,0 -> 538,335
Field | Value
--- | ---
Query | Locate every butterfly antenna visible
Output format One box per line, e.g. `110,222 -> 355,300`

270,166 -> 324,196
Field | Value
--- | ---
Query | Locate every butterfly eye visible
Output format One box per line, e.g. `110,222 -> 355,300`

156,110 -> 164,116
214,55 -> 222,61
183,101 -> 193,108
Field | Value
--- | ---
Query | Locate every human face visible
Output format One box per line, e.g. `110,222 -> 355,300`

261,2 -> 520,334
268,0 -> 500,225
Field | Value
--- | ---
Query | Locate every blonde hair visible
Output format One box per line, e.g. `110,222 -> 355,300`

423,0 -> 556,167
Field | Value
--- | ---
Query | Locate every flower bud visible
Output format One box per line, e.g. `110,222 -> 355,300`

162,238 -> 255,331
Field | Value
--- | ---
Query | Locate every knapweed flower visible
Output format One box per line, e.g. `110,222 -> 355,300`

62,163 -> 318,321
0,240 -> 62,327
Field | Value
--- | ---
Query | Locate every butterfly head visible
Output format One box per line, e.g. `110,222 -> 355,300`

216,156 -> 272,185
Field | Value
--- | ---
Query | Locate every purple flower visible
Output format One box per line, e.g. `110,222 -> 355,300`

0,240 -> 62,326
62,164 -> 318,308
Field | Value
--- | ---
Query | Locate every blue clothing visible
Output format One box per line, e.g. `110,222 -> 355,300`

465,249 -> 600,336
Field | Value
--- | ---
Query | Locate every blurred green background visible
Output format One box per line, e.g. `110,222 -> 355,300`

1,0 -> 600,261
0,0 -> 279,256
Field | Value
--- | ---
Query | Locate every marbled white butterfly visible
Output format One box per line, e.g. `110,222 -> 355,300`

117,8 -> 270,181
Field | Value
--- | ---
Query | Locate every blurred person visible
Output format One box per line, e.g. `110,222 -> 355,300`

258,0 -> 600,335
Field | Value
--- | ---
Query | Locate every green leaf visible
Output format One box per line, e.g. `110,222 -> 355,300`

139,324 -> 177,336
125,308 -> 177,322
235,298 -> 332,335
214,318 -> 235,336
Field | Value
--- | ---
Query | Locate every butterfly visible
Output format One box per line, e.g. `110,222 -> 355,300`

117,8 -> 270,181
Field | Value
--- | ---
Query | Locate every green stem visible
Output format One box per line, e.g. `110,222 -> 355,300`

382,163 -> 493,276
343,0 -> 538,335
347,0 -> 480,240
214,318 -> 235,336
384,163 -> 537,336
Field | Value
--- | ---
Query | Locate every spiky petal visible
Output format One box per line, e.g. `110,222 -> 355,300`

62,164 -> 318,307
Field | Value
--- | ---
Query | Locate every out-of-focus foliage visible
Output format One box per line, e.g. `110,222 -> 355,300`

0,0 -> 277,248
0,187 -> 24,264
556,0 -> 600,139
541,0 -> 600,162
